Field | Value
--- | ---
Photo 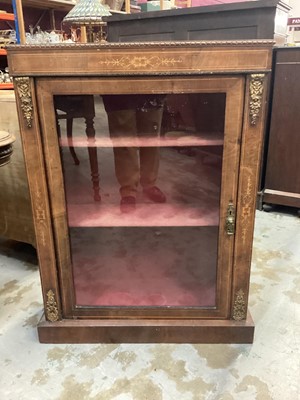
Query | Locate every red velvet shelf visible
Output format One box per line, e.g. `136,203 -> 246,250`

71,225 -> 218,307
59,132 -> 224,148
67,202 -> 219,227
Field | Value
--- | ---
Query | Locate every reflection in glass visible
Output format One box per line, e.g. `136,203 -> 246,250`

103,94 -> 166,213
54,93 -> 225,308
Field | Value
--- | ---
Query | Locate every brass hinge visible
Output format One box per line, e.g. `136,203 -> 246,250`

226,202 -> 235,235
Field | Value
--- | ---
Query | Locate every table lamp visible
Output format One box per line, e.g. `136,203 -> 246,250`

63,0 -> 112,43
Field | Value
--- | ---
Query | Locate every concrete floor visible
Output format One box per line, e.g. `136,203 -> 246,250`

0,209 -> 299,400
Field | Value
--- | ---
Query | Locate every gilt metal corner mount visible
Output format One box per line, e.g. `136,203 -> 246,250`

249,74 -> 265,126
15,77 -> 33,128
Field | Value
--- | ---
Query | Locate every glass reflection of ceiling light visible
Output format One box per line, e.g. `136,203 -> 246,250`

63,0 -> 112,43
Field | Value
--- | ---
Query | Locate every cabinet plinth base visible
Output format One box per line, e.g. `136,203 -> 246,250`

37,313 -> 254,344
263,189 -> 300,208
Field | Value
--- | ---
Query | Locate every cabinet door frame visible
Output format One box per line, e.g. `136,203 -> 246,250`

230,73 -> 269,321
34,74 -> 245,320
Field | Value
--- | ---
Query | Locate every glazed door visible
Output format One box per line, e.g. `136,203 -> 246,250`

36,76 -> 244,319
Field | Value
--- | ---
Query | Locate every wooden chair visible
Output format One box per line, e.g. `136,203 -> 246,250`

54,95 -> 101,202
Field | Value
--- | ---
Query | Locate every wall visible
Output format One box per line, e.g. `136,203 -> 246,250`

285,0 -> 300,43
288,0 -> 300,16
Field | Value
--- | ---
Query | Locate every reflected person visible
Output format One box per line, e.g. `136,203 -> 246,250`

103,95 -> 166,213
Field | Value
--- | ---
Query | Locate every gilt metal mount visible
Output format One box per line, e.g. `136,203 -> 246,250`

226,202 -> 235,236
232,289 -> 247,321
249,74 -> 265,126
15,77 -> 33,128
46,289 -> 59,322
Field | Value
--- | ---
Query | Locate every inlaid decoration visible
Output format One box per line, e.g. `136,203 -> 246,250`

241,175 -> 254,245
46,290 -> 59,322
249,74 -> 265,126
232,289 -> 247,321
34,179 -> 47,247
15,77 -> 33,128
98,55 -> 183,69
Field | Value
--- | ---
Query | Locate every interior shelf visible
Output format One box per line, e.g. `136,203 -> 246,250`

60,132 -> 224,148
67,202 -> 219,228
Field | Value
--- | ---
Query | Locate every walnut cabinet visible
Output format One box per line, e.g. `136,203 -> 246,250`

7,41 -> 272,343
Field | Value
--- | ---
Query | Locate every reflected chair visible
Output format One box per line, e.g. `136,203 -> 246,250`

54,95 -> 101,201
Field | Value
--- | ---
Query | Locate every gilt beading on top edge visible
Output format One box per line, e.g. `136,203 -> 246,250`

7,39 -> 275,51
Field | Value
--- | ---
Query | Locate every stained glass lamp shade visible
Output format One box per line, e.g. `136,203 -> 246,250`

63,0 -> 111,42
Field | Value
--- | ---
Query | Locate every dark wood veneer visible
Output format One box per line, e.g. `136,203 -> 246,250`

262,47 -> 300,209
8,41 -> 272,343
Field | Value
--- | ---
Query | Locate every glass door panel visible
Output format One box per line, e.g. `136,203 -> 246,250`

54,92 -> 226,308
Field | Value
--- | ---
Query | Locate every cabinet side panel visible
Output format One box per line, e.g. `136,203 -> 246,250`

13,77 -> 62,322
36,81 -> 76,317
231,73 -> 269,321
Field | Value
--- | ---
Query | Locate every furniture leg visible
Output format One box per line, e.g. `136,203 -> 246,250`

66,118 -> 80,165
85,116 -> 101,202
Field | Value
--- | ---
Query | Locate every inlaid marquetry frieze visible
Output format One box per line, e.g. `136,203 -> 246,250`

7,41 -> 272,77
249,74 -> 265,126
14,77 -> 33,128
98,55 -> 184,69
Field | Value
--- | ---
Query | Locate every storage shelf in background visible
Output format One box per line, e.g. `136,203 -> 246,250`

0,83 -> 13,89
59,132 -> 224,148
0,0 -> 75,11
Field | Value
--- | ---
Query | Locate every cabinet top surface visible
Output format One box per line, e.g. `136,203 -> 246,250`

7,40 -> 273,77
106,0 -> 290,22
274,45 -> 300,51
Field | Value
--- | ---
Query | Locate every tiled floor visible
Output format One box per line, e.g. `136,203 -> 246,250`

0,210 -> 299,400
